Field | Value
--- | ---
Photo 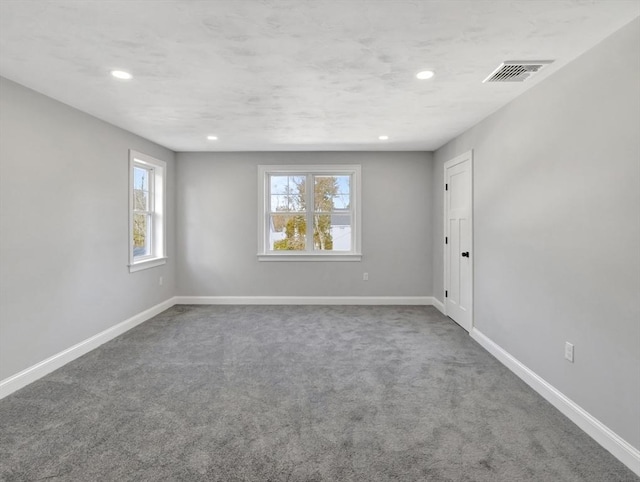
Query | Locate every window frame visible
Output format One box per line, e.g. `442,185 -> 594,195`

129,150 -> 167,272
257,164 -> 362,261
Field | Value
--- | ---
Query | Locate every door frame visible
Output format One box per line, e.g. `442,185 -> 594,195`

443,150 -> 474,330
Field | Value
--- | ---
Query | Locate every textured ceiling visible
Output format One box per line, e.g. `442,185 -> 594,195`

0,0 -> 638,152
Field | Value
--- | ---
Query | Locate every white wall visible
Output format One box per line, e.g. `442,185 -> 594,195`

433,18 -> 640,449
0,77 -> 177,380
176,151 -> 433,298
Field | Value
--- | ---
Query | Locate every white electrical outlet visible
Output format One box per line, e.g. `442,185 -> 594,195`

564,342 -> 574,362
363,272 -> 369,281
159,276 -> 163,286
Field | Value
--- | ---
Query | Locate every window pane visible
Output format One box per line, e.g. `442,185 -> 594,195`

314,175 -> 350,211
314,176 -> 336,212
270,194 -> 287,211
269,214 -> 306,251
334,175 -> 350,210
133,213 -> 150,257
270,175 -> 289,195
270,175 -> 305,212
313,213 -> 351,251
134,189 -> 148,211
133,166 -> 150,191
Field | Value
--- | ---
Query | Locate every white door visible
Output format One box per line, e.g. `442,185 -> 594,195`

444,151 -> 473,332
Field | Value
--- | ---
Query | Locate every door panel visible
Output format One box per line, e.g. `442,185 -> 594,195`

459,217 -> 471,312
449,218 -> 460,304
450,170 -> 469,210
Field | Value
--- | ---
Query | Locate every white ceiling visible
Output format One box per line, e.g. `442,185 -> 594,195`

0,1 -> 638,152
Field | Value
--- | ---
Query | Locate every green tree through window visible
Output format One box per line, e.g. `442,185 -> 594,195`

259,165 -> 360,259
133,166 -> 151,257
271,175 -> 343,251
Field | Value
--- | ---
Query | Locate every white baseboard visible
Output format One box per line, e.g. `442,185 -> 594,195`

174,295 -> 436,306
0,297 -> 176,400
471,328 -> 640,477
431,297 -> 445,314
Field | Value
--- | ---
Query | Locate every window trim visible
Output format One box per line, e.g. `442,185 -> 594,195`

257,164 -> 362,261
129,150 -> 167,272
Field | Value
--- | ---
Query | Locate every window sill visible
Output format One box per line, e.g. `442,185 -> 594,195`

129,257 -> 167,273
258,253 -> 362,262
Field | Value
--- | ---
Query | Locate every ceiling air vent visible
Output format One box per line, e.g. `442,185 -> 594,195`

483,60 -> 554,83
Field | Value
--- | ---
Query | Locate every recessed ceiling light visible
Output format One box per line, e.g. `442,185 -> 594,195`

416,70 -> 435,80
207,135 -> 218,141
378,135 -> 389,140
110,70 -> 132,80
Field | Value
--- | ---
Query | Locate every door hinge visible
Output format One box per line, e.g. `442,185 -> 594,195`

445,236 -> 448,244
445,183 -> 448,191
445,290 -> 448,297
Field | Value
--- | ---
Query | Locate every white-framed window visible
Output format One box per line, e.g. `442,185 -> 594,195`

258,165 -> 362,261
129,150 -> 167,272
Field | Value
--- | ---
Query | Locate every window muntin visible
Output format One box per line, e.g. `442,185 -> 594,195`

129,150 -> 166,272
259,165 -> 361,260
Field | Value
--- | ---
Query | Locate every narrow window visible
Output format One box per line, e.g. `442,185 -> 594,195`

129,150 -> 166,272
132,164 -> 153,258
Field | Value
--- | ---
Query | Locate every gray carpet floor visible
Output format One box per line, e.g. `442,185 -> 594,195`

0,305 -> 637,481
